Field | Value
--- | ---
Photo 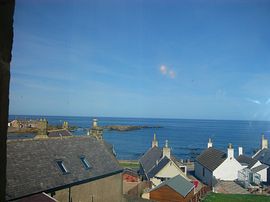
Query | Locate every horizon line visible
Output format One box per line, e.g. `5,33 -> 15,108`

8,114 -> 270,123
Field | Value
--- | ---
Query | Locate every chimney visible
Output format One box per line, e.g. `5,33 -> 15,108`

238,147 -> 243,156
163,140 -> 171,159
89,118 -> 103,140
35,118 -> 48,139
207,138 -> 213,148
261,134 -> 268,149
62,121 -> 69,129
93,118 -> 98,127
227,143 -> 234,160
152,133 -> 158,148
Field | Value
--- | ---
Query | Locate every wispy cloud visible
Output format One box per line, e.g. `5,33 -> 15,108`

169,70 -> 176,79
265,98 -> 270,104
160,65 -> 167,75
246,98 -> 261,105
159,65 -> 176,79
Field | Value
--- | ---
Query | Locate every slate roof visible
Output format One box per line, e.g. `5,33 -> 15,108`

15,193 -> 58,202
147,156 -> 170,178
150,175 -> 194,197
171,156 -> 184,167
196,147 -> 226,172
237,155 -> 258,168
123,168 -> 139,178
6,136 -> 122,201
139,146 -> 163,175
251,164 -> 269,173
47,129 -> 72,138
139,146 -> 186,179
103,140 -> 116,156
253,148 -> 270,166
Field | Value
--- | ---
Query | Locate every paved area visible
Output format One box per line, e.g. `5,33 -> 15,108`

214,181 -> 249,194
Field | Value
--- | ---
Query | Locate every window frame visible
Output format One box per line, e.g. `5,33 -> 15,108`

55,160 -> 69,174
80,156 -> 91,170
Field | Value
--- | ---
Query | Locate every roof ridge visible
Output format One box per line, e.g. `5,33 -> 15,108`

139,146 -> 161,162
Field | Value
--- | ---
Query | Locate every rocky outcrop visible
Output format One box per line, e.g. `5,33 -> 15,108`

103,125 -> 162,132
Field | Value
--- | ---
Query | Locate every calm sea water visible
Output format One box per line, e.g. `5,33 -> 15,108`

8,115 -> 270,160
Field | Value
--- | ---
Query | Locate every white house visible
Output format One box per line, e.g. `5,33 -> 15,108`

195,139 -> 244,186
237,151 -> 268,183
252,135 -> 270,183
139,134 -> 188,187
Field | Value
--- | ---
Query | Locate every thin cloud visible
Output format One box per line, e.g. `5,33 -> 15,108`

265,98 -> 270,104
160,65 -> 167,75
246,98 -> 261,105
160,65 -> 176,79
169,70 -> 176,79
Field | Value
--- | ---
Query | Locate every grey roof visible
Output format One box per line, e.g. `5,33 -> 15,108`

253,148 -> 270,166
171,156 -> 185,168
148,156 -> 170,178
47,129 -> 72,138
123,168 -> 139,177
150,175 -> 194,197
251,164 -> 269,173
103,140 -> 116,156
237,155 -> 258,168
196,147 -> 226,172
6,136 -> 122,201
15,193 -> 58,202
139,146 -> 186,179
139,146 -> 163,174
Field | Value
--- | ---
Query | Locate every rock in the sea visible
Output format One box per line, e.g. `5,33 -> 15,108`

102,125 -> 162,132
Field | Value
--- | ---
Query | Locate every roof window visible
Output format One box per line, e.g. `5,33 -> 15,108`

80,156 -> 91,170
56,160 -> 69,174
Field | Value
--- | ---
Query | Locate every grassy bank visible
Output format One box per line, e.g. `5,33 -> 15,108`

203,193 -> 270,202
118,160 -> 139,170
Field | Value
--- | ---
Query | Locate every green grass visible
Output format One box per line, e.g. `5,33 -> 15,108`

119,161 -> 139,170
203,193 -> 270,202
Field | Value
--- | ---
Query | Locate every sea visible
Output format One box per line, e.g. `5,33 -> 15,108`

8,115 -> 270,161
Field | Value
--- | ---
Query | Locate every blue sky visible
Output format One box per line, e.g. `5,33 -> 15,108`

10,0 -> 270,120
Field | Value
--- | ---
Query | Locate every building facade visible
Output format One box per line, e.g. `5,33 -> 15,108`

6,136 -> 123,202
139,134 -> 187,187
195,140 -> 243,186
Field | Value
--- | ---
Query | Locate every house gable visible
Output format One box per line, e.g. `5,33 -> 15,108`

155,160 -> 187,179
213,157 -> 243,181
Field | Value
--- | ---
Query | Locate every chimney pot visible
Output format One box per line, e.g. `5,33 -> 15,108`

227,143 -> 234,159
207,138 -> 213,148
238,147 -> 243,156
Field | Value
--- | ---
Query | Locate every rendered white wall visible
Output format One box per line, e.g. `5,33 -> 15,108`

150,161 -> 187,187
257,169 -> 267,182
213,158 -> 243,181
156,161 -> 186,179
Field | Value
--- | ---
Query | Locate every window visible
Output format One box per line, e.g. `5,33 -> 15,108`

56,160 -> 68,174
180,166 -> 186,174
80,156 -> 91,170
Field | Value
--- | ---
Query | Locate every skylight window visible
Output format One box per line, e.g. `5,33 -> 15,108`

80,156 -> 91,170
56,160 -> 68,174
